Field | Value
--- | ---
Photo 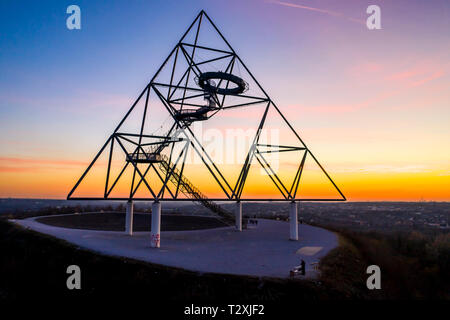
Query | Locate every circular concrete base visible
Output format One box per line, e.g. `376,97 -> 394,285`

13,215 -> 338,279
35,212 -> 228,231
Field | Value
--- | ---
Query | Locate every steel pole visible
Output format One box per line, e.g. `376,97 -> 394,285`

290,201 -> 298,240
125,200 -> 134,235
151,201 -> 162,248
235,201 -> 242,231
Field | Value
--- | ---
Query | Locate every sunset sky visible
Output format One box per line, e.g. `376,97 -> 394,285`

1,0 -> 449,201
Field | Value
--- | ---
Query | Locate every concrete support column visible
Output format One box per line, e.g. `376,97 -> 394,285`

235,201 -> 242,231
125,200 -> 134,235
151,201 -> 161,248
289,201 -> 298,241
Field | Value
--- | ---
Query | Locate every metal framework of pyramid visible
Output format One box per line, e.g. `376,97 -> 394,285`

67,10 -> 346,204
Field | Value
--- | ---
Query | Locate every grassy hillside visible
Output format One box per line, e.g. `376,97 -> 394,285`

1,214 -> 448,304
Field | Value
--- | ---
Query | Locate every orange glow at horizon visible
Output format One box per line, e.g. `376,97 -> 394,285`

0,158 -> 449,201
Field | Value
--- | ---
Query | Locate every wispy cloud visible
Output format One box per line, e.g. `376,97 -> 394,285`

333,164 -> 431,174
0,157 -> 88,167
410,70 -> 444,87
284,57 -> 448,115
0,167 -> 39,173
0,157 -> 90,174
0,91 -> 134,115
287,103 -> 362,114
268,0 -> 365,25
386,61 -> 447,87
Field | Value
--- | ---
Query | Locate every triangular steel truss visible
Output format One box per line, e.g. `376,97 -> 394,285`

67,10 -> 346,202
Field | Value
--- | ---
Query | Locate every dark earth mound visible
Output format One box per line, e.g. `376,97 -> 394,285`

36,212 -> 228,231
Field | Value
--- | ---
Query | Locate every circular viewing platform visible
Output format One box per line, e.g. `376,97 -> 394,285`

126,152 -> 162,163
174,107 -> 210,122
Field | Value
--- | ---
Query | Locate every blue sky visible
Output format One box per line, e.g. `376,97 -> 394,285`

1,0 -> 449,199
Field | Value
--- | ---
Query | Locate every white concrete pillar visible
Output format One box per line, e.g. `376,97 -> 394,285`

235,201 -> 242,231
290,201 -> 298,241
151,201 -> 161,248
125,200 -> 134,235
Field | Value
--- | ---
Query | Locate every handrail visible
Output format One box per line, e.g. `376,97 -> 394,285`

158,154 -> 234,222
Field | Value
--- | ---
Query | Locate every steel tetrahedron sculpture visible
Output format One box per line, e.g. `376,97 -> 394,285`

67,10 -> 346,213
